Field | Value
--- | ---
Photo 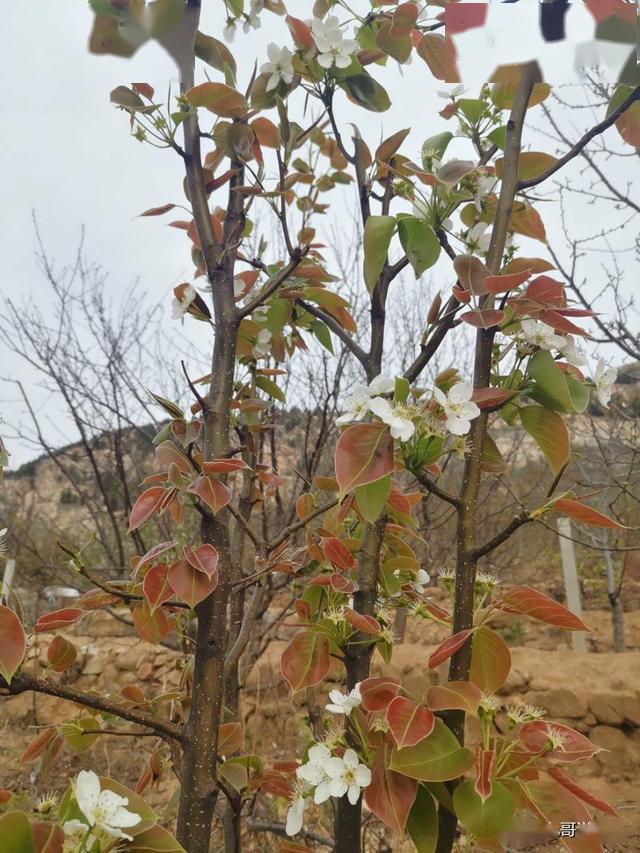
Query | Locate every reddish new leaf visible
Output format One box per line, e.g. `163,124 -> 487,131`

155,440 -> 193,474
21,727 -> 57,763
426,681 -> 482,715
184,543 -> 220,579
525,275 -> 564,307
360,676 -> 401,711
135,540 -> 176,573
343,607 -> 381,635
428,629 -> 474,669
142,564 -> 174,612
321,536 -> 355,570
520,721 -> 601,764
474,747 -> 495,801
202,458 -> 250,473
0,605 -> 26,683
453,254 -> 490,295
219,722 -> 244,755
139,202 -> 175,217
46,635 -> 77,673
281,631 -> 331,693
498,586 -> 590,631
540,309 -> 586,336
547,767 -> 619,816
132,602 -> 172,644
553,499 -> 630,530
386,697 -> 435,749
132,82 -> 155,100
472,388 -> 517,409
129,486 -> 166,531
187,474 -> 232,514
469,626 -> 511,692
168,559 -> 218,608
286,15 -> 314,50
35,608 -> 84,633
365,742 -> 418,832
460,309 -> 505,329
335,423 -> 395,495
485,270 -> 531,294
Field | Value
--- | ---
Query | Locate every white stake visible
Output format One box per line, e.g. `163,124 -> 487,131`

557,517 -> 587,652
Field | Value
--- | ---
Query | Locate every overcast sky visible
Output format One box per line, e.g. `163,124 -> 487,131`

1,1 -> 637,467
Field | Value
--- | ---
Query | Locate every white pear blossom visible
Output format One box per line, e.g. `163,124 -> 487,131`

368,397 -> 415,441
261,44 -> 295,91
367,374 -> 395,395
252,304 -> 269,322
311,16 -> 359,69
560,335 -> 588,366
285,784 -> 308,836
243,0 -> 263,33
67,770 -> 141,842
336,385 -> 372,426
325,683 -> 362,716
314,749 -> 371,806
171,283 -> 196,320
296,743 -> 333,787
519,319 -> 567,351
412,569 -> 431,594
233,276 -> 249,300
474,174 -> 497,210
252,328 -> 272,359
466,222 -> 491,254
62,820 -> 98,852
336,374 -> 396,426
223,22 -> 236,43
594,359 -> 617,407
433,381 -> 480,436
437,83 -> 466,99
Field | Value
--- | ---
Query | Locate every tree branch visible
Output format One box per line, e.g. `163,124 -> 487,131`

4,673 -> 183,741
517,85 -> 640,191
296,299 -> 368,366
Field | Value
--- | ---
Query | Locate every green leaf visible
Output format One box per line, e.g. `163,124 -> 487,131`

453,780 -> 515,839
395,376 -> 411,404
355,475 -> 392,523
61,717 -> 99,753
255,376 -> 286,403
389,719 -> 474,781
565,373 -> 589,413
339,73 -> 391,112
376,23 -> 412,63
407,785 -> 438,853
397,216 -> 441,278
480,434 -> 506,475
487,125 -> 507,151
0,813 -> 33,853
195,32 -> 237,83
421,132 -> 453,168
457,98 -> 485,124
147,389 -> 184,420
310,319 -> 334,354
527,350 -> 574,412
520,405 -> 570,475
363,215 -> 396,292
